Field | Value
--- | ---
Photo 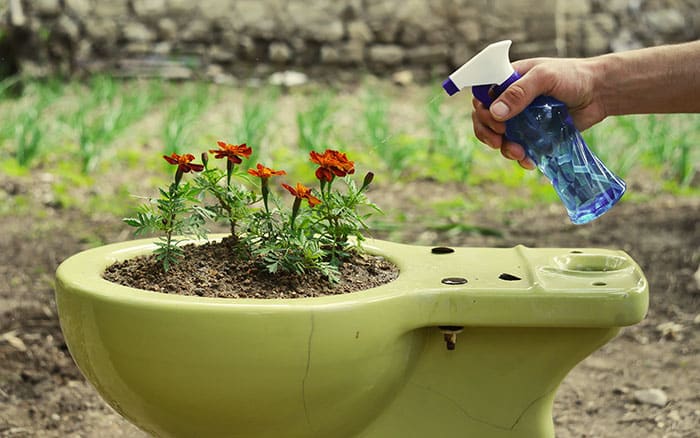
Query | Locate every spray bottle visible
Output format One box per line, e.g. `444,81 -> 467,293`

442,40 -> 625,224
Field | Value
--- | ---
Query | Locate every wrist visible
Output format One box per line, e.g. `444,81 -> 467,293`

586,53 -> 621,119
585,41 -> 700,116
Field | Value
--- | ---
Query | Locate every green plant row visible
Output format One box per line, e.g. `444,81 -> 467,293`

1,76 -> 697,189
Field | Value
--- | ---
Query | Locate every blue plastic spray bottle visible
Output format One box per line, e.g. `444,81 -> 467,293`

442,40 -> 625,224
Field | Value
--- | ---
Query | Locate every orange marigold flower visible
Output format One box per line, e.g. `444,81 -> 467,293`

247,163 -> 286,179
163,153 -> 204,173
209,141 -> 252,164
309,149 -> 355,182
327,149 -> 355,174
282,182 -> 322,207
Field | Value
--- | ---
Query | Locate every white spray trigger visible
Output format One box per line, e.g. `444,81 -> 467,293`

445,40 -> 515,92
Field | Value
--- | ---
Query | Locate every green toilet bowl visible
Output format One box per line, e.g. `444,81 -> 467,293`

55,237 -> 648,437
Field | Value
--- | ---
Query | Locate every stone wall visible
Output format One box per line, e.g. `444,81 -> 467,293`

560,0 -> 699,56
0,0 -> 697,81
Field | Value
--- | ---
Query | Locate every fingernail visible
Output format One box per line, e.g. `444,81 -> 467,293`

522,158 -> 536,170
491,101 -> 510,119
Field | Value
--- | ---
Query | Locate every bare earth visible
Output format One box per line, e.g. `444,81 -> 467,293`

1,178 -> 698,437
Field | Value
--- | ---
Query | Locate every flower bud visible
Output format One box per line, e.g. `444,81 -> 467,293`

361,171 -> 374,190
201,152 -> 209,168
174,167 -> 184,187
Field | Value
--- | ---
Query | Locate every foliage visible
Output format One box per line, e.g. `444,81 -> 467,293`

644,114 -> 698,187
67,76 -> 165,172
425,93 -> 476,182
162,83 -> 210,155
297,92 -> 335,153
233,89 -> 278,164
584,114 -> 700,187
194,146 -> 257,236
0,79 -> 64,167
125,144 -> 378,280
124,154 -> 209,270
361,90 -> 415,177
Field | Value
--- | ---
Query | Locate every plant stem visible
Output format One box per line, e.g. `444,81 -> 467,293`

290,197 -> 301,229
226,160 -> 233,188
162,182 -> 179,271
261,179 -> 270,215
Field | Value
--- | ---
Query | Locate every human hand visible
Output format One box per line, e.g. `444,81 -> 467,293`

471,57 -> 607,170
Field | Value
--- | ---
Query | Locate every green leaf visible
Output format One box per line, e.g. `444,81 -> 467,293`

123,217 -> 142,227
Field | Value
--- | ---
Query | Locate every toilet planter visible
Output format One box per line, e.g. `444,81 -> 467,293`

55,144 -> 648,437
55,236 -> 648,438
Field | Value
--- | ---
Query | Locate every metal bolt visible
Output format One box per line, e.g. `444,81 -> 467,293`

439,326 -> 464,351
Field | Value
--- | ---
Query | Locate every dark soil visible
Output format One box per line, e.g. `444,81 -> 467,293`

1,178 -> 699,437
103,237 -> 399,298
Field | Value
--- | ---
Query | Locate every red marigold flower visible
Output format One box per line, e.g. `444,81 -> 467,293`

327,149 -> 355,175
163,153 -> 204,173
247,163 -> 286,179
282,182 -> 322,207
209,141 -> 253,164
309,149 -> 355,182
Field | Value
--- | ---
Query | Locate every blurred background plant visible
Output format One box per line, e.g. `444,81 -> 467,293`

63,76 -> 166,173
0,78 -> 64,168
162,83 -> 210,156
232,88 -> 279,165
360,89 -> 418,178
297,91 -> 336,154
425,92 -> 477,183
0,75 -> 697,236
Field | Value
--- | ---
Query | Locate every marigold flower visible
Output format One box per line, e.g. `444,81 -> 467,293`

163,153 -> 204,173
309,149 -> 355,182
282,182 -> 322,207
327,150 -> 355,174
209,141 -> 253,164
247,163 -> 286,179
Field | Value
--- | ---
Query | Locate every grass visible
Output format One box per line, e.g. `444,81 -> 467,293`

163,82 -> 210,155
65,76 -> 166,172
297,91 -> 335,154
1,75 -> 698,227
232,88 -> 279,164
584,114 -> 699,188
645,114 -> 698,186
0,78 -> 65,167
360,89 -> 417,177
425,92 -> 476,182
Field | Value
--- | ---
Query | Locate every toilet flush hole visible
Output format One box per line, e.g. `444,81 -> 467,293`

498,273 -> 521,281
593,282 -> 607,286
570,250 -> 583,254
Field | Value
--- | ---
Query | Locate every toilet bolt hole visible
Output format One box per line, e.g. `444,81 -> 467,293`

431,246 -> 455,254
438,325 -> 463,331
441,277 -> 467,285
592,281 -> 607,286
498,273 -> 521,281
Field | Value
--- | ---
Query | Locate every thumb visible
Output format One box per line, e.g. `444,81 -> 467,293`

490,69 -> 548,122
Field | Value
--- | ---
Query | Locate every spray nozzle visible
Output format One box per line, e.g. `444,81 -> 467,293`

442,40 -> 518,106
